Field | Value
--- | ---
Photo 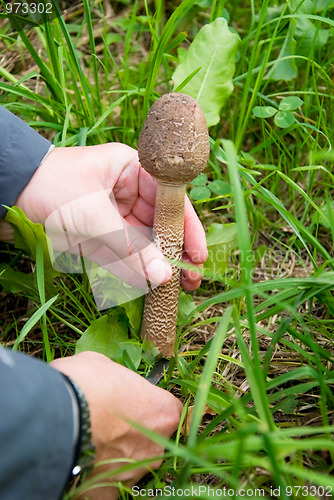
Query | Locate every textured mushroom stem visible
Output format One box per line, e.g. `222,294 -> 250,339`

140,182 -> 185,357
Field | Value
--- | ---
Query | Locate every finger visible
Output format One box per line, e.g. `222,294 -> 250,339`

99,223 -> 172,286
132,173 -> 208,267
88,196 -> 173,286
181,276 -> 202,291
52,228 -> 172,290
180,260 -> 203,291
84,245 -> 150,291
181,262 -> 203,281
138,166 -> 158,206
181,251 -> 204,280
128,196 -> 155,227
49,232 -> 150,290
77,483 -> 119,500
184,196 -> 208,264
180,245 -> 204,291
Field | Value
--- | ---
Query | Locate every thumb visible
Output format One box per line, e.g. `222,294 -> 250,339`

98,223 -> 173,286
45,190 -> 172,286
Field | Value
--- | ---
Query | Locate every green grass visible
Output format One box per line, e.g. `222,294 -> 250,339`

1,0 -> 334,498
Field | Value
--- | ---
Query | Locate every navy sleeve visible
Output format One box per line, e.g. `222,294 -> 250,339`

0,106 -> 51,219
0,348 -> 76,500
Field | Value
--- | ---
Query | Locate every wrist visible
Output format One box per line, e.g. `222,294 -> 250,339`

62,374 -> 96,484
40,144 -> 55,166
0,220 -> 14,243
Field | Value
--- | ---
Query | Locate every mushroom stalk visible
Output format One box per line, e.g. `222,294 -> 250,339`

141,182 -> 185,358
138,92 -> 210,358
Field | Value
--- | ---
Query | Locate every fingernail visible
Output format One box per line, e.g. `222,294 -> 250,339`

146,259 -> 172,285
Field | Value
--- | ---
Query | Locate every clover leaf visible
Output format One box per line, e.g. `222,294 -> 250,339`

252,96 -> 303,129
274,110 -> 295,128
189,174 -> 231,201
279,96 -> 303,111
252,106 -> 277,118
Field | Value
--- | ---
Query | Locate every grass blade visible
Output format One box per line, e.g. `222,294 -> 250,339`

224,139 -> 275,431
13,295 -> 58,350
187,306 -> 233,448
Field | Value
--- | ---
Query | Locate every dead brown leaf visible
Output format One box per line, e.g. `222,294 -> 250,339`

181,404 -> 217,437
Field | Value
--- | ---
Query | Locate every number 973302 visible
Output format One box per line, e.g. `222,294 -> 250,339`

2,1 -> 53,17
285,485 -> 332,497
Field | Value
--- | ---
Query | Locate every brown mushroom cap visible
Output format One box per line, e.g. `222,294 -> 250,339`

138,93 -> 210,184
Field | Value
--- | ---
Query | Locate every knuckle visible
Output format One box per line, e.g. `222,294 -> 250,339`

164,403 -> 183,435
77,351 -> 107,363
150,458 -> 163,470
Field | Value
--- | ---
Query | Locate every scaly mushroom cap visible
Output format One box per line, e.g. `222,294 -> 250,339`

138,93 -> 210,184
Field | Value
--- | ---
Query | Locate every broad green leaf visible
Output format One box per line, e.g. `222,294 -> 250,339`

292,0 -> 334,11
274,110 -> 295,128
264,4 -> 285,22
209,180 -> 231,196
189,186 -> 211,201
266,1 -> 333,83
314,0 -> 334,10
172,17 -> 240,127
289,0 -> 331,56
206,223 -> 238,247
76,310 -> 129,360
5,206 -> 59,291
177,290 -> 196,326
176,46 -> 187,65
296,17 -> 330,55
265,21 -> 298,82
119,342 -> 142,370
205,223 -> 238,277
120,296 -> 144,337
191,173 -> 208,186
141,338 -> 160,365
252,106 -> 277,118
279,96 -> 303,111
0,263 -> 37,295
88,266 -> 144,311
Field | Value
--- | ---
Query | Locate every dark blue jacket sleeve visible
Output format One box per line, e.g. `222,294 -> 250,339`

0,106 -> 51,219
0,348 -> 76,500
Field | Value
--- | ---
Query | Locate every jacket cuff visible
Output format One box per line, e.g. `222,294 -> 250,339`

0,106 -> 51,219
0,349 -> 77,499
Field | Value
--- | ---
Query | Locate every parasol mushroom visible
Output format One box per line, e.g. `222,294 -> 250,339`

138,93 -> 210,358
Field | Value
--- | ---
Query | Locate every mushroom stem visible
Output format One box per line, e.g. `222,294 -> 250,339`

138,92 -> 210,358
141,182 -> 185,357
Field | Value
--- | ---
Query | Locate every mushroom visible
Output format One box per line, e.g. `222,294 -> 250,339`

138,93 -> 210,357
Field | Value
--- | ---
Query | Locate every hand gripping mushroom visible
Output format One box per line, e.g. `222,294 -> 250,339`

138,93 -> 210,358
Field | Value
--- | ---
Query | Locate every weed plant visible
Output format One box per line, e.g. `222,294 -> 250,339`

1,0 -> 334,498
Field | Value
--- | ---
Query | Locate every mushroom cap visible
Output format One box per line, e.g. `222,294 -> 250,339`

138,93 -> 210,184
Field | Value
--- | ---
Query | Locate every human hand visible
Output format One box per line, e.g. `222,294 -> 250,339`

50,351 -> 183,500
0,144 -> 207,291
